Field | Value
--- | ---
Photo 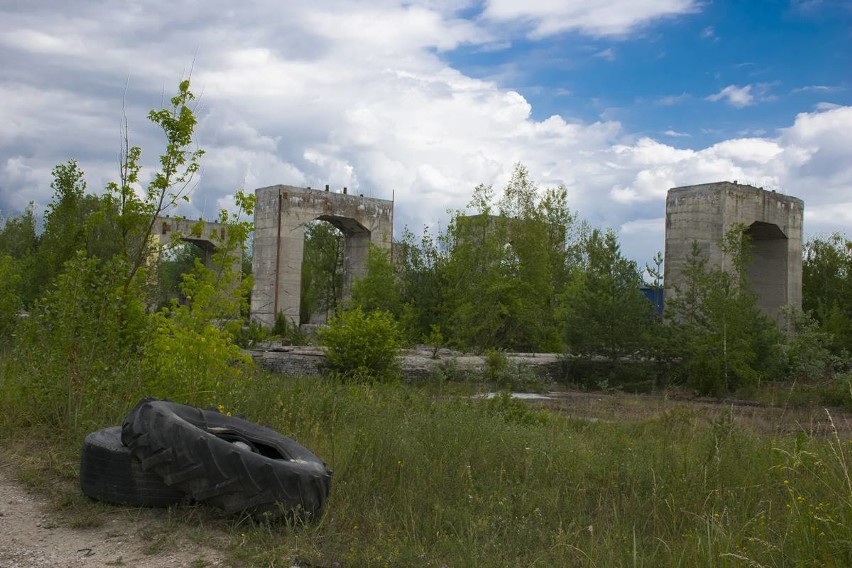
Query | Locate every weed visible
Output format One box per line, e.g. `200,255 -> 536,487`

2,368 -> 852,566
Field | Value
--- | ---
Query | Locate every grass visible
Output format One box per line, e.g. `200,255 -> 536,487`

2,368 -> 852,567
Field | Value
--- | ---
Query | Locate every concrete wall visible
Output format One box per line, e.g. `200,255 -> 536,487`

251,185 -> 394,327
154,216 -> 229,261
664,182 -> 803,324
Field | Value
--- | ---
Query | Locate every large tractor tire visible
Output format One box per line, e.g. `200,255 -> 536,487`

79,426 -> 186,507
121,399 -> 332,522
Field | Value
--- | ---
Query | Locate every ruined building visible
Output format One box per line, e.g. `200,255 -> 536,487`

664,182 -> 804,324
250,185 -> 393,328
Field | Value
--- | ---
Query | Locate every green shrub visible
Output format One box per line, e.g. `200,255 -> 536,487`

9,253 -> 148,435
144,253 -> 253,407
0,255 -> 21,341
272,312 -> 309,345
482,349 -> 550,392
429,357 -> 473,383
318,307 -> 402,382
485,390 -> 549,425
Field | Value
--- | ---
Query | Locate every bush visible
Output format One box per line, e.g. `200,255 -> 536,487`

483,349 -> 550,392
9,253 -> 148,435
144,253 -> 253,408
273,312 -> 308,345
318,307 -> 402,382
0,255 -> 21,341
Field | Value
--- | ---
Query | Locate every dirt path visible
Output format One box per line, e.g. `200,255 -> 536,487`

0,465 -> 226,568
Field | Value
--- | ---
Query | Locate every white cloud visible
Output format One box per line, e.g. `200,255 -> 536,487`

482,0 -> 699,38
595,48 -> 616,61
657,93 -> 691,106
793,84 -> 843,94
708,138 -> 783,164
707,84 -> 754,108
0,0 -> 849,268
815,102 -> 842,111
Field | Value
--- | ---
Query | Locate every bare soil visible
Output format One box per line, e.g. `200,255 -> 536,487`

0,463 -> 226,568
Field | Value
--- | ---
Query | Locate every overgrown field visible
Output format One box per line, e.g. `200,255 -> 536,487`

1,371 -> 851,567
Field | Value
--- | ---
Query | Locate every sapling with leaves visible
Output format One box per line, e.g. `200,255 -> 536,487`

105,79 -> 205,294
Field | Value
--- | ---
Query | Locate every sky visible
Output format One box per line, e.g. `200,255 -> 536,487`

1,0 -> 850,265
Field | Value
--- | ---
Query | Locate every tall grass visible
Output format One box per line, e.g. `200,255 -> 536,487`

222,375 -> 852,567
1,364 -> 850,566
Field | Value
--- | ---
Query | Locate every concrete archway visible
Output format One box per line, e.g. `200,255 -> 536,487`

250,185 -> 394,328
664,182 -> 803,324
745,221 -> 789,319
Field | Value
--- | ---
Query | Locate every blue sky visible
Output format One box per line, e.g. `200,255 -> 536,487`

450,0 -> 851,145
1,0 -> 850,265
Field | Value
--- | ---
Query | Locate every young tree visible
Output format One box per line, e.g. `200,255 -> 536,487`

0,205 -> 39,300
667,229 -> 783,395
645,251 -> 664,289
803,233 -> 852,355
105,79 -> 205,294
318,307 -> 402,382
562,228 -> 653,360
439,165 -> 576,352
144,191 -> 255,407
300,221 -> 343,322
350,244 -> 403,318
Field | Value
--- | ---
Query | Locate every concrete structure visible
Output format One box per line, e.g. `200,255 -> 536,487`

154,216 -> 229,260
251,185 -> 394,327
664,182 -> 804,324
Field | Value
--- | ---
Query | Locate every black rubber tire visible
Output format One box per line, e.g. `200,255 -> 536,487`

121,399 -> 332,522
79,426 -> 186,507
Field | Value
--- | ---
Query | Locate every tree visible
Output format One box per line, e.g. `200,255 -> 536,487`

33,161 -> 109,297
0,255 -> 21,341
438,165 -> 576,352
144,191 -> 255,407
562,228 -> 653,360
442,186 -> 521,350
6,79 -> 244,435
0,205 -> 38,306
300,221 -> 344,323
350,244 -> 403,317
666,229 -> 783,395
803,233 -> 852,355
0,204 -> 38,259
397,226 -> 447,343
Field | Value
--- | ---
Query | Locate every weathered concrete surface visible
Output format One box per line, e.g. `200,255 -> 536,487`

664,182 -> 803,324
154,216 -> 229,254
250,185 -> 394,328
250,345 -> 563,380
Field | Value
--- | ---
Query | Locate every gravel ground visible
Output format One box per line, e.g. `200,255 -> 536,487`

0,466 -> 225,568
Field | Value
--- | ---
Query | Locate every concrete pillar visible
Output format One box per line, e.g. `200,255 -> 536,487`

664,182 -> 803,325
250,185 -> 394,328
343,231 -> 371,299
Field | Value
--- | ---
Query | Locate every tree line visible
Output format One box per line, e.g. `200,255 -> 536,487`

0,81 -> 253,438
1,82 -> 850,405
309,165 -> 851,395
